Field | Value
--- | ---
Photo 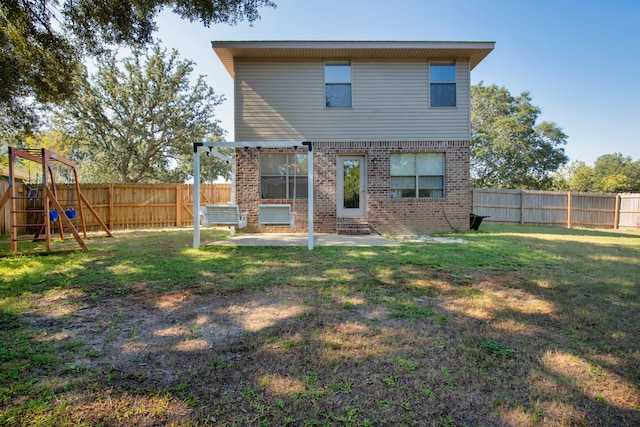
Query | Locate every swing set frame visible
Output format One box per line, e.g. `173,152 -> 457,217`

0,147 -> 112,253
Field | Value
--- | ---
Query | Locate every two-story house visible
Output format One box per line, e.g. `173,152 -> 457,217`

211,40 -> 494,235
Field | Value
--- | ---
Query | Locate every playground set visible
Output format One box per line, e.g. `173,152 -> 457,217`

0,147 -> 112,253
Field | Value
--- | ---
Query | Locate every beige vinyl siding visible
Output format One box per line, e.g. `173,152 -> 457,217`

235,60 -> 471,142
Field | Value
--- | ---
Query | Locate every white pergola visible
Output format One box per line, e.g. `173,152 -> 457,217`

192,141 -> 314,250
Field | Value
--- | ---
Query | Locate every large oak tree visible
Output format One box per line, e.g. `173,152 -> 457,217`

56,44 -> 228,183
471,83 -> 569,189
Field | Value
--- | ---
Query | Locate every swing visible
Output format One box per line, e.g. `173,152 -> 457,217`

24,165 -> 53,221
258,152 -> 298,228
27,185 -> 39,200
258,204 -> 295,228
25,163 -> 40,200
64,182 -> 77,220
48,168 -> 60,222
200,204 -> 248,228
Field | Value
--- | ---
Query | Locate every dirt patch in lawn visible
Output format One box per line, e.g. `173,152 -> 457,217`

28,287 -> 311,377
17,271 -> 640,426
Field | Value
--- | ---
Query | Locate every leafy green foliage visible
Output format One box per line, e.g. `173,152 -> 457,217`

63,0 -> 276,53
471,82 -> 569,189
554,154 -> 640,193
553,160 -> 596,191
0,0 -> 275,136
56,43 -> 228,183
0,0 -> 81,136
593,153 -> 640,192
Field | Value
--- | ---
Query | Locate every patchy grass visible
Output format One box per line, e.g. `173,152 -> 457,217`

0,225 -> 639,426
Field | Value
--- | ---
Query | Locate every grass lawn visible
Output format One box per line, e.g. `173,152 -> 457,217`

0,225 -> 639,426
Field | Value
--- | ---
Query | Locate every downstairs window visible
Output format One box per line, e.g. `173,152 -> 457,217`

390,153 -> 444,198
260,153 -> 308,199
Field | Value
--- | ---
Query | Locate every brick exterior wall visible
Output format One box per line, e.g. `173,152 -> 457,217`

235,141 -> 470,235
235,147 -> 310,233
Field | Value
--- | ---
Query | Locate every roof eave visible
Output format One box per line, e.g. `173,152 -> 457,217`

211,40 -> 495,78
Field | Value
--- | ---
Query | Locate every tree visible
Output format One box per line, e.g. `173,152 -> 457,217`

592,153 -> 640,193
471,83 -> 569,189
568,161 -> 597,192
1,0 -> 81,136
553,154 -> 640,193
1,0 -> 275,134
56,43 -> 228,183
552,160 -> 595,191
62,0 -> 276,53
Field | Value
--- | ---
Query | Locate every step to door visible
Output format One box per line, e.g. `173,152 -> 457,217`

337,217 -> 372,235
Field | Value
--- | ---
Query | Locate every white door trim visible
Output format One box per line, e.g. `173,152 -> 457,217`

336,155 -> 366,217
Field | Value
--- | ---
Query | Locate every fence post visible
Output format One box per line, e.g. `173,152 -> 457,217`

614,194 -> 621,229
108,183 -> 114,229
471,188 -> 476,213
520,190 -> 525,225
567,191 -> 572,228
176,184 -> 182,227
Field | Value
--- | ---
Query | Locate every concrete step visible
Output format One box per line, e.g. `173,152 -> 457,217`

337,217 -> 372,235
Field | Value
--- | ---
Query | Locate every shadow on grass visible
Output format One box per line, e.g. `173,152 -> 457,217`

0,226 -> 638,425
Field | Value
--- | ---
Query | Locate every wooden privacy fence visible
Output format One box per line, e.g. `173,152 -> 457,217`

82,184 -> 231,230
4,184 -> 639,234
0,183 -> 231,234
471,188 -> 640,229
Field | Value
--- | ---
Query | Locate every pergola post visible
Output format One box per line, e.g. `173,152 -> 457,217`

303,141 -> 313,250
193,144 -> 201,249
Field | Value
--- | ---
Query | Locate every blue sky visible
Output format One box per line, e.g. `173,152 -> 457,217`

153,0 -> 640,165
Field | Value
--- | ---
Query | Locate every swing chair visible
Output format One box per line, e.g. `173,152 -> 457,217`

45,165 -> 60,225
25,161 -> 41,201
197,148 -> 248,230
200,204 -> 248,228
64,182 -> 77,220
21,164 -> 48,225
258,204 -> 295,228
258,152 -> 299,228
26,183 -> 39,201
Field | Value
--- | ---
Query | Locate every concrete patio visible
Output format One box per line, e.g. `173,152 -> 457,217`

207,233 -> 401,247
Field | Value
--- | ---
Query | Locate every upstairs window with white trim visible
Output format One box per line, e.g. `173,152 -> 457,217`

390,153 -> 445,198
260,153 -> 308,200
430,61 -> 456,107
325,61 -> 352,108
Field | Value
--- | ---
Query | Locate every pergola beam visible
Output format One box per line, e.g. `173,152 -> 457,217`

194,141 -> 306,149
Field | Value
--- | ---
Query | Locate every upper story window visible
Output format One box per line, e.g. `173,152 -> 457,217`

325,61 -> 351,108
430,61 -> 456,107
260,153 -> 308,200
390,153 -> 445,198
